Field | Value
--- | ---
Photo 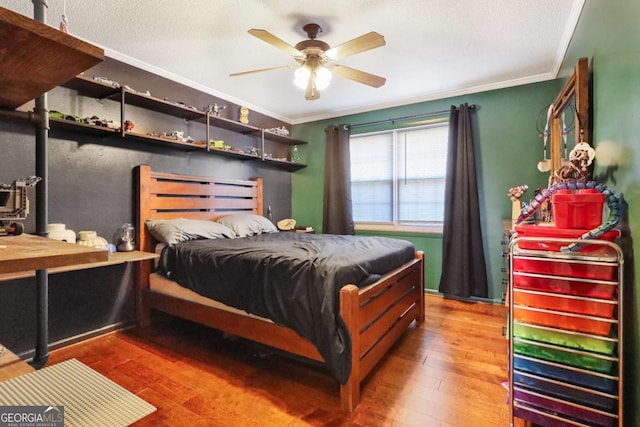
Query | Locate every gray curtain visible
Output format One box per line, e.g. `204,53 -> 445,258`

438,104 -> 488,299
323,124 -> 355,235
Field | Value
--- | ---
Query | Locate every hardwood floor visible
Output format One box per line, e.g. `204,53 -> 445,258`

48,295 -> 510,426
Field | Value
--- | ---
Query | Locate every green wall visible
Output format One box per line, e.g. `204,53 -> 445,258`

560,0 -> 640,423
293,1 -> 640,422
291,81 -> 559,301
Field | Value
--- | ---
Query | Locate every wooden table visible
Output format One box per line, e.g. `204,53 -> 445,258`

0,248 -> 159,281
0,344 -> 35,381
0,234 -> 110,368
0,234 -> 108,274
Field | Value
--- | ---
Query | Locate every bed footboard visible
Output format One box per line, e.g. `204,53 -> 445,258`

339,251 -> 424,411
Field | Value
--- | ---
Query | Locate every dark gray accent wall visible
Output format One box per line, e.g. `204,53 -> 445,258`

0,79 -> 294,356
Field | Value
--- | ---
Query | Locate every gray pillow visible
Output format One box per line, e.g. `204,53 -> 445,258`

217,214 -> 278,237
145,218 -> 236,245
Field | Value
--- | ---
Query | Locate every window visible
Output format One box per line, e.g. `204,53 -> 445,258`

350,123 -> 448,232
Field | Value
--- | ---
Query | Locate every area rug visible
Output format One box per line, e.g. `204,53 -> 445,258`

0,358 -> 156,426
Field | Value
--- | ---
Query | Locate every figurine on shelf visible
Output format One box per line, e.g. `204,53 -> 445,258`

210,103 -> 227,118
167,131 -> 194,143
59,13 -> 69,34
121,120 -> 135,132
163,98 -> 199,111
93,76 -> 120,88
548,139 -> 596,187
266,126 -> 290,136
105,119 -> 135,132
239,106 -> 249,124
208,140 -> 230,150
123,85 -> 151,97
507,184 -> 528,223
49,110 -> 81,122
83,115 -> 109,127
291,145 -> 300,163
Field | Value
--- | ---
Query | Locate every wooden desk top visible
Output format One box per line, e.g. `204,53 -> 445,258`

0,344 -> 34,381
0,234 -> 108,274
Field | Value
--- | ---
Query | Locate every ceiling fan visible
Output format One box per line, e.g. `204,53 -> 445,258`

230,23 -> 386,100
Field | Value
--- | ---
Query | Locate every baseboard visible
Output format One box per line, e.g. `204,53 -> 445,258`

424,289 -> 502,305
18,321 -> 134,360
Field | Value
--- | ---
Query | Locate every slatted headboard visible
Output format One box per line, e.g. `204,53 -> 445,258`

135,164 -> 263,287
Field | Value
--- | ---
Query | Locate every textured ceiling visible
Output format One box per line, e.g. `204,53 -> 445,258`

5,0 -> 584,124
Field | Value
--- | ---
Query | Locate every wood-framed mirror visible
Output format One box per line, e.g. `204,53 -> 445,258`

550,57 -> 590,173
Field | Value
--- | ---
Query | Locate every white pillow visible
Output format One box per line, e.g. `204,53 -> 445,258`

145,218 -> 236,245
217,214 -> 278,238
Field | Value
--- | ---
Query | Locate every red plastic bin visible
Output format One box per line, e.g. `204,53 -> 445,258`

513,306 -> 615,336
513,290 -> 617,318
514,224 -> 620,253
552,189 -> 605,229
513,274 -> 618,299
512,257 -> 617,281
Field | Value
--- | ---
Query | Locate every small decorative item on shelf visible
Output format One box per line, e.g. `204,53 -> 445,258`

163,98 -> 199,111
123,85 -> 151,97
239,106 -> 249,124
83,115 -> 110,127
265,126 -> 290,136
93,75 -> 120,88
208,140 -> 230,150
49,110 -> 81,122
47,223 -> 76,243
210,103 -> 226,118
113,223 -> 135,252
77,230 -> 110,251
291,145 -> 300,163
122,120 -> 135,132
59,1 -> 68,34
508,185 -> 528,223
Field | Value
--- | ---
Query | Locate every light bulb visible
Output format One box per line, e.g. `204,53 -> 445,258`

294,66 -> 310,89
294,62 -> 332,91
314,66 -> 332,90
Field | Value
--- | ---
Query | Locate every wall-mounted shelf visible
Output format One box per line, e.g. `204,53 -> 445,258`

0,249 -> 158,282
0,7 -> 103,110
0,234 -> 108,275
124,131 -> 206,151
58,75 -> 308,171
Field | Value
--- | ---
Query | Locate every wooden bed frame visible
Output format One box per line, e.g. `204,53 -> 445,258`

134,164 -> 425,411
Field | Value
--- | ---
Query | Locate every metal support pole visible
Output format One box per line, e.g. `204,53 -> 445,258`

30,0 -> 50,370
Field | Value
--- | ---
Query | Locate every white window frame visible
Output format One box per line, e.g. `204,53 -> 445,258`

350,121 -> 448,235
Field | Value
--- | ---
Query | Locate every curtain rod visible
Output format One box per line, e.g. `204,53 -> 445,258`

350,104 -> 477,129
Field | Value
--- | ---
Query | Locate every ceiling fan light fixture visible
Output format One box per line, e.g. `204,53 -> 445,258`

294,60 -> 332,91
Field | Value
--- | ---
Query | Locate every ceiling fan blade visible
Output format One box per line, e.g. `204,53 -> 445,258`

229,64 -> 293,77
332,65 -> 386,88
324,32 -> 386,61
248,29 -> 303,57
